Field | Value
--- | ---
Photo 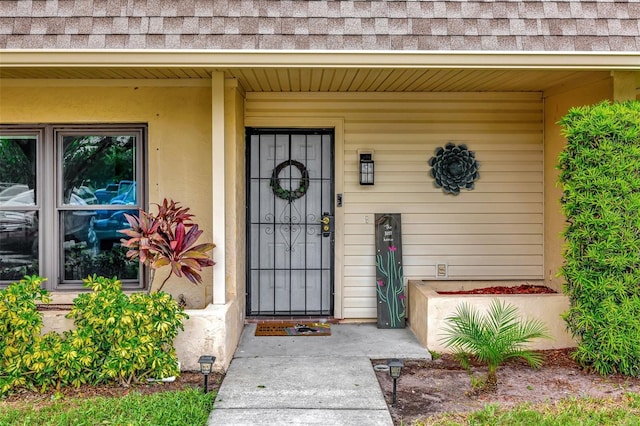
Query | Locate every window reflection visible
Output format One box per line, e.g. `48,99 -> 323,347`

0,187 -> 36,207
62,209 -> 139,281
0,135 -> 38,281
0,135 -> 37,205
0,210 -> 38,281
0,136 -> 37,208
94,181 -> 137,205
0,184 -> 31,205
62,135 -> 137,206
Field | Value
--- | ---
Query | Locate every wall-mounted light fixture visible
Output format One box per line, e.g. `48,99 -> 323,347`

359,152 -> 374,185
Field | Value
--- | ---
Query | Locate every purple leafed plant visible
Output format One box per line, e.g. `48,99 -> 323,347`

120,199 -> 215,293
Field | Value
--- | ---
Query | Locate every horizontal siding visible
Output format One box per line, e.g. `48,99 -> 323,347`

345,171 -> 544,182
346,245 -> 543,256
246,92 -> 544,319
345,213 -> 543,224
347,234 -> 543,245
346,192 -> 543,203
345,204 -> 543,214
341,307 -> 378,318
344,182 -> 542,193
345,223 -> 543,238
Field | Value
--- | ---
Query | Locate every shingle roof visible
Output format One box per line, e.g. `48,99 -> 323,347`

1,0 -> 639,51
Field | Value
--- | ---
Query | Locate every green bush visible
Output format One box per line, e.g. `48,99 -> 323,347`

0,275 -> 187,395
69,275 -> 188,386
558,100 -> 640,376
0,275 -> 54,393
0,276 -> 81,393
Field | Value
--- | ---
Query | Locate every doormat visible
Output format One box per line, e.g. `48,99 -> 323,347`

255,322 -> 331,337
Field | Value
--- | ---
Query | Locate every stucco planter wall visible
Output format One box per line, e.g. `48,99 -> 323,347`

408,280 -> 575,353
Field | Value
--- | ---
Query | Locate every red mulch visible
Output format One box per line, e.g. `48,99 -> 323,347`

438,284 -> 557,295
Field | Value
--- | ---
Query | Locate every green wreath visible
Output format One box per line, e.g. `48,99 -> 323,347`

269,160 -> 310,202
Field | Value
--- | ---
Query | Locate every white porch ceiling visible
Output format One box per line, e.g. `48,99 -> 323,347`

0,66 -> 611,93
223,67 -> 609,93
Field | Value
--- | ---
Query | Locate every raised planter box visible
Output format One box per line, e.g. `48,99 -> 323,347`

408,280 -> 575,353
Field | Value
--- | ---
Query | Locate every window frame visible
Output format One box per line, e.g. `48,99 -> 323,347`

0,124 -> 148,291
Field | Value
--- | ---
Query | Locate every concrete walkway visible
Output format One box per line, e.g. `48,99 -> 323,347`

208,323 -> 431,426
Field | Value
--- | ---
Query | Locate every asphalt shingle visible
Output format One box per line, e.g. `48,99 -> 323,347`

0,0 -> 638,51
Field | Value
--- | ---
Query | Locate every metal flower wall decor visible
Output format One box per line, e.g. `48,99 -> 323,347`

429,143 -> 480,195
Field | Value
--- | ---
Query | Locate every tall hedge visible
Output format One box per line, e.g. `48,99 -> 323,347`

557,100 -> 640,376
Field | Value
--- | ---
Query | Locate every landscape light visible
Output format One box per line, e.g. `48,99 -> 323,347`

198,355 -> 216,393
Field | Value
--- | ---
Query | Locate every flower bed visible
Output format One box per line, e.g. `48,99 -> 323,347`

438,284 -> 556,295
408,280 -> 575,353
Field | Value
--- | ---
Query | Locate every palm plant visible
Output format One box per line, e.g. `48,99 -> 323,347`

440,299 -> 550,392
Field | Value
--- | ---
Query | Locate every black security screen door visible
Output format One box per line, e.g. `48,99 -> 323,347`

246,128 -> 334,316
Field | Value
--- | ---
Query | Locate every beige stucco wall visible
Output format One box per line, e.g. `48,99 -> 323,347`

0,81 -> 214,307
543,78 -> 613,291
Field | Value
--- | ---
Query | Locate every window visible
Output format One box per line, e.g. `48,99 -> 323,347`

0,125 -> 147,290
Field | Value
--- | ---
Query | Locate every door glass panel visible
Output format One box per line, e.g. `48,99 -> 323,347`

61,135 -> 137,206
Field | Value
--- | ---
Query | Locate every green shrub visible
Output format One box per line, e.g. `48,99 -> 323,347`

68,275 -> 188,386
0,275 -> 53,393
0,275 -> 187,395
558,100 -> 640,376
0,276 -> 79,393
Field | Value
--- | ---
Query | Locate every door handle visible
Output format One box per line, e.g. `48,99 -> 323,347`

320,212 -> 333,237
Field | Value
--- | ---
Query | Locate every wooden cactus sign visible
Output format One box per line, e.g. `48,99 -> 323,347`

375,213 -> 406,329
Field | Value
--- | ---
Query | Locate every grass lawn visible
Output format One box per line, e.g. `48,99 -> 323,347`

419,393 -> 640,426
3,389 -> 640,425
0,388 -> 215,426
